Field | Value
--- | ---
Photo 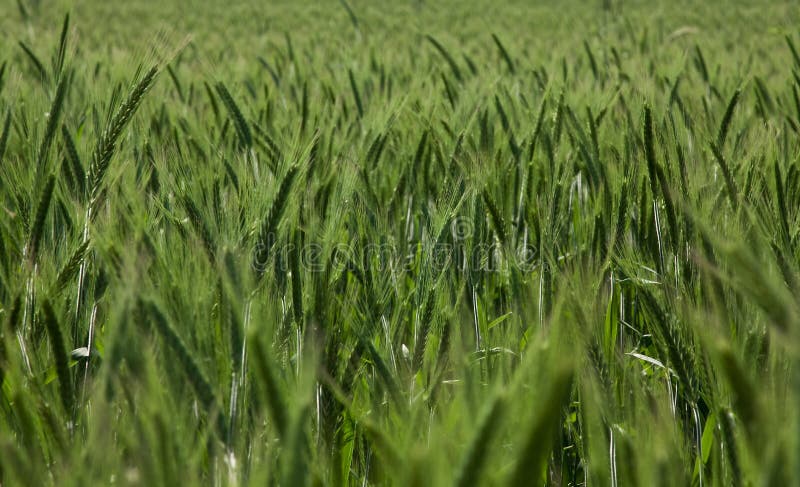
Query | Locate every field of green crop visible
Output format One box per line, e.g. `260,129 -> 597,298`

1,0 -> 800,485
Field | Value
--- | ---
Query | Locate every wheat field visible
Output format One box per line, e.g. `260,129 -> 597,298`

1,1 -> 800,485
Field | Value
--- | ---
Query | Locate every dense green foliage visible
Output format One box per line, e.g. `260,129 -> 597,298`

2,1 -> 800,485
